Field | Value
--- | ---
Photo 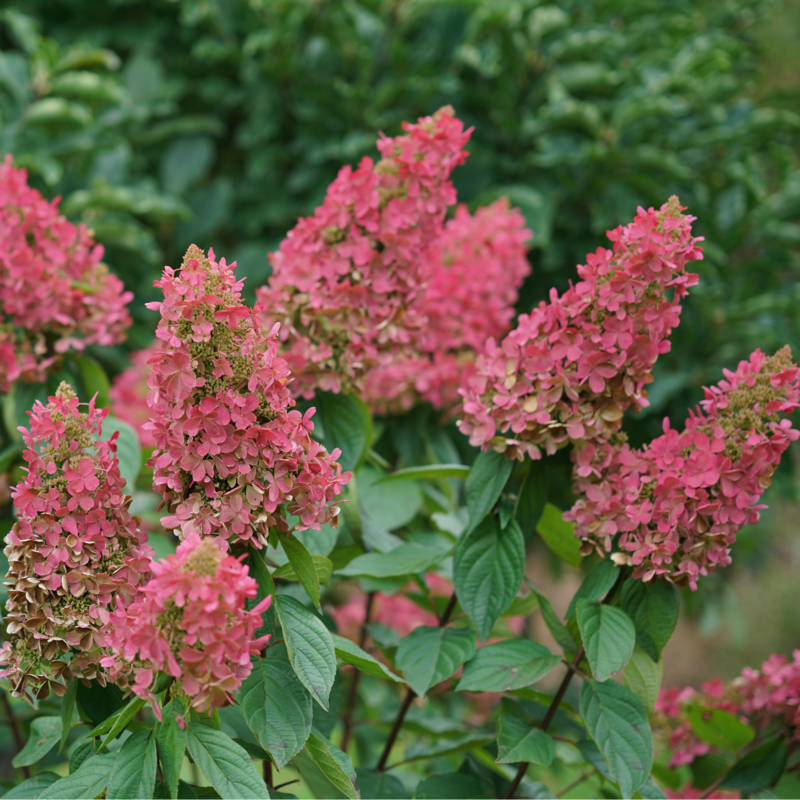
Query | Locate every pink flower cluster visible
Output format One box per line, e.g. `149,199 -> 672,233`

145,245 -> 350,547
567,347 -> 800,589
0,383 -> 152,701
458,198 -> 702,460
102,534 -> 272,717
0,157 -> 132,391
110,342 -> 160,449
361,199 -> 531,413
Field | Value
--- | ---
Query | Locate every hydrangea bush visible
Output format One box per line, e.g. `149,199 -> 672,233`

0,108 -> 798,800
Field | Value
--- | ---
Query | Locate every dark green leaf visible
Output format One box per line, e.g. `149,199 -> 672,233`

281,534 -> 320,608
294,730 -> 359,800
565,560 -> 620,619
580,680 -> 653,798
39,754 -> 117,800
3,382 -> 50,441
496,716 -> 555,765
464,450 -> 513,534
75,355 -> 111,408
337,543 -> 449,578
577,600 -> 636,682
313,392 -> 370,473
529,585 -> 578,655
107,730 -> 157,800
1,772 -> 60,799
275,595 -> 336,711
100,697 -> 146,749
514,460 -> 548,536
457,639 -> 560,692
177,781 -> 222,799
396,626 -> 477,697
330,634 -> 404,682
185,723 -> 269,799
244,545 -> 277,639
77,676 -> 127,726
403,733 -> 493,764
377,465 -> 470,483
454,516 -> 525,642
536,503 -> 582,569
684,706 -> 755,752
61,680 -> 79,753
355,769 -> 409,799
156,700 -> 186,799
620,581 -> 679,663
239,647 -> 313,769
414,773 -> 493,799
13,716 -> 60,768
69,739 -> 97,774
623,645 -> 663,718
722,738 -> 787,792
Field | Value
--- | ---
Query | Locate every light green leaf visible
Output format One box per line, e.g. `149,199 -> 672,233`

358,467 -> 421,532
331,634 -> 404,682
396,626 -> 477,697
337,543 -> 449,578
536,503 -> 582,568
12,716 -> 61,768
577,600 -> 636,682
99,697 -> 145,749
566,560 -> 620,619
685,705 -> 755,752
620,581 -> 680,663
403,732 -> 493,764
275,595 -> 336,711
454,516 -> 525,641
1,772 -> 60,798
355,769 -> 409,799
156,699 -> 186,799
457,639 -> 560,692
281,534 -> 321,608
39,753 -> 117,799
464,450 -> 513,534
238,647 -> 313,769
529,584 -> 578,655
496,716 -> 555,765
101,416 -> 141,492
296,730 -> 359,800
273,555 -> 332,589
75,355 -> 111,408
623,645 -> 663,718
377,464 -> 470,483
106,730 -> 157,800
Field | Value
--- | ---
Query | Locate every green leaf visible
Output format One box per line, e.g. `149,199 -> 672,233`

295,730 -> 359,800
457,639 -> 561,692
239,647 -> 313,769
403,732 -> 493,764
75,355 -> 111,408
377,464 -> 470,483
99,697 -> 146,749
684,705 -> 755,752
454,516 -> 525,642
357,467 -> 422,534
281,534 -> 321,608
101,416 -> 141,492
77,674 -> 127,725
185,723 -> 269,799
273,555 -> 332,588
39,753 -> 118,799
623,645 -> 663,718
637,776 -> 667,799
107,730 -> 157,800
620,581 -> 679,663
355,769 -> 409,799
577,600 -> 636,682
245,545 -> 277,639
536,503 -> 582,569
496,716 -> 555,766
1,772 -> 60,798
275,595 -> 336,711
502,592 -> 540,617
580,680 -> 653,798
396,626 -> 477,697
156,700 -> 186,799
721,738 -> 787,793
337,543 -> 448,578
529,585 -> 578,655
61,680 -> 79,753
414,773 -> 493,799
313,392 -> 371,473
330,634 -> 404,682
3,381 -> 50,441
464,450 -> 513,534
514,459 -> 548,536
566,560 -> 620,619
12,716 -> 61,768
69,739 -> 97,774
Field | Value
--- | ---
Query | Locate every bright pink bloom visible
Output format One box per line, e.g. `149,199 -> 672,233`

567,347 -> 800,589
102,534 -> 272,716
0,383 -> 152,701
146,245 -> 350,547
0,157 -> 132,391
457,198 -> 702,460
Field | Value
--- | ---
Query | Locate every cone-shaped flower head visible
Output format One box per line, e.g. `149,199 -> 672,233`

567,347 -> 800,589
101,533 -> 272,717
458,198 -> 703,460
257,107 -> 472,398
0,157 -> 132,391
145,245 -> 350,547
0,383 -> 153,701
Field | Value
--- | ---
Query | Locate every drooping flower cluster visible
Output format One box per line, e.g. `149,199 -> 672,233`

567,347 -> 800,589
110,342 -> 160,449
0,157 -> 132,391
361,199 -> 532,413
257,107 -> 473,400
101,534 -> 272,717
145,245 -> 350,547
0,383 -> 152,701
458,198 -> 703,460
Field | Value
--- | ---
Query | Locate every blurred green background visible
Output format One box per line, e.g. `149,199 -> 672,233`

1,0 -> 800,775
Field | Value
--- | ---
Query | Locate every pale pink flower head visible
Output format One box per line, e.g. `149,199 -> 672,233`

0,157 -> 132,392
567,346 -> 800,589
145,245 -> 350,547
0,383 -> 153,701
458,197 -> 702,460
101,533 -> 272,716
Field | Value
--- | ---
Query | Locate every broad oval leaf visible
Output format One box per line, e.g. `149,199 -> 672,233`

13,716 -> 60,768
293,730 -> 360,800
495,716 -> 555,766
273,554 -> 333,589
106,730 -> 157,800
684,705 -> 755,752
536,503 -> 582,569
239,647 -> 313,769
457,639 -> 560,692
580,680 -> 653,798
281,534 -> 320,608
623,645 -> 663,718
396,626 -> 477,698
275,595 -> 336,710
185,723 -> 269,799
721,737 -> 787,792
312,392 -> 371,473
39,753 -> 118,800
331,633 -> 404,682
337,543 -> 449,578
464,450 -> 514,534
2,772 -> 60,799
620,580 -> 679,663
565,559 -> 620,619
454,516 -> 525,642
577,600 -> 636,682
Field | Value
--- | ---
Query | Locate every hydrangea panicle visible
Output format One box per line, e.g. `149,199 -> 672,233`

567,347 -> 800,589
146,245 -> 350,547
0,157 -> 132,391
0,383 -> 152,701
458,198 -> 702,460
101,533 -> 272,718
